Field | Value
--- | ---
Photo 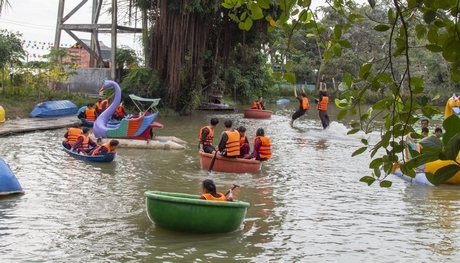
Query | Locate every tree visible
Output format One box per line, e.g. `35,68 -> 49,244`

0,29 -> 24,91
222,0 -> 460,186
0,0 -> 10,15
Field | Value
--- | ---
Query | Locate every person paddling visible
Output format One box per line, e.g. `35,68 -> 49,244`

198,118 -> 219,154
251,97 -> 266,110
244,128 -> 272,161
237,126 -> 250,157
199,179 -> 234,201
217,120 -> 240,158
71,127 -> 98,155
91,139 -> 119,156
289,85 -> 309,127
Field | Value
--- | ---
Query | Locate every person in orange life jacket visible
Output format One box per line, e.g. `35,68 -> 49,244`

82,103 -> 98,122
199,179 -> 233,201
289,85 -> 310,127
112,102 -> 127,121
91,139 -> 119,156
316,74 -> 330,129
100,98 -> 112,113
71,127 -> 98,155
237,126 -> 250,157
63,123 -> 82,149
244,128 -> 272,161
251,97 -> 266,110
198,118 -> 219,154
217,120 -> 241,157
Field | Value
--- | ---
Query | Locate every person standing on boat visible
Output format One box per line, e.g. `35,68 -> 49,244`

244,128 -> 272,161
316,75 -> 330,129
199,179 -> 233,201
237,126 -> 250,157
71,127 -> 98,155
251,97 -> 266,110
217,120 -> 241,157
91,139 -> 119,156
62,123 -> 82,149
198,118 -> 219,154
289,86 -> 309,127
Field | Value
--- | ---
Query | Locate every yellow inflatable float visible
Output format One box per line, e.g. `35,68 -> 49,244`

0,105 -> 5,123
394,94 -> 460,185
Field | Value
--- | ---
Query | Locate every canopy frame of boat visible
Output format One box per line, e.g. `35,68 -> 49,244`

129,94 -> 161,114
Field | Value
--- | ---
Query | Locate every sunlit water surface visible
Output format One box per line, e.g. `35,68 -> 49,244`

1,103 -> 459,262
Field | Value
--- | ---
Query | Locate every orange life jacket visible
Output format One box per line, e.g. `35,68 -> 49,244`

95,102 -> 102,112
240,135 -> 247,147
201,192 -> 227,201
317,96 -> 329,111
115,105 -> 125,115
85,107 -> 97,121
198,126 -> 214,145
101,100 -> 109,111
301,97 -> 309,110
224,130 -> 240,157
67,127 -> 82,146
78,135 -> 90,151
91,142 -> 116,156
251,101 -> 259,109
255,136 -> 272,159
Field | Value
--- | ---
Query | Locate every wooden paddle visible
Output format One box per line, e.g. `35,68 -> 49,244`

208,150 -> 218,172
225,184 -> 240,196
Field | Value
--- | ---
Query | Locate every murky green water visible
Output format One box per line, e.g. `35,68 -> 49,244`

1,103 -> 460,262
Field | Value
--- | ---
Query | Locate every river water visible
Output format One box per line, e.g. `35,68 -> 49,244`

1,102 -> 459,262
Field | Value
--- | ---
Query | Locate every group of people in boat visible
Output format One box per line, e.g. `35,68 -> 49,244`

62,123 -> 119,156
289,74 -> 330,129
198,118 -> 272,161
404,119 -> 443,162
78,97 -> 127,123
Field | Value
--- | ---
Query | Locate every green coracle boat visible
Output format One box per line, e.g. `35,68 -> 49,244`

144,191 -> 250,234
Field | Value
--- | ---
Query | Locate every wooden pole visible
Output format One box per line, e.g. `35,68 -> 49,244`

54,0 -> 65,52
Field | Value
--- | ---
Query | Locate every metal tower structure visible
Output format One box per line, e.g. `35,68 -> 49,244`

54,0 -> 141,80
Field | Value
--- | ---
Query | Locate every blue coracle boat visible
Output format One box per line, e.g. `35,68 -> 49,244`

276,99 -> 290,105
61,142 -> 116,163
30,100 -> 78,118
0,157 -> 24,195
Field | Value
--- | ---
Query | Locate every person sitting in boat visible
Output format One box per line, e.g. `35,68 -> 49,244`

62,123 -> 82,149
244,128 -> 272,161
95,98 -> 103,115
434,127 -> 443,139
112,102 -> 127,121
198,118 -> 219,154
251,97 -> 266,110
408,119 -> 433,142
289,86 -> 310,127
91,139 -> 119,156
237,126 -> 250,157
71,127 -> 98,155
407,127 -> 430,144
100,98 -> 112,113
199,179 -> 233,201
83,103 -> 98,122
217,120 -> 240,158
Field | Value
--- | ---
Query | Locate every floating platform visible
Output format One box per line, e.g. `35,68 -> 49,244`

92,136 -> 186,150
0,116 -> 79,137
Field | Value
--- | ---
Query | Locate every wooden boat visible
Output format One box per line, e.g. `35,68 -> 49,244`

243,109 -> 272,119
144,190 -> 250,233
61,142 -> 116,163
0,157 -> 24,195
199,152 -> 262,173
30,100 -> 78,118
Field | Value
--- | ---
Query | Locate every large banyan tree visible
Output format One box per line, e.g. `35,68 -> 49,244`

132,0 -> 277,114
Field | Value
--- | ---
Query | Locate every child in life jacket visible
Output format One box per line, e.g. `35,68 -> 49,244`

199,179 -> 233,201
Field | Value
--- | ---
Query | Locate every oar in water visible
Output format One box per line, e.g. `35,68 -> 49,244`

225,184 -> 240,196
208,150 -> 218,172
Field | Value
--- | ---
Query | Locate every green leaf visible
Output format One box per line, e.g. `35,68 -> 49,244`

427,27 -> 438,43
338,40 -> 351,48
359,63 -> 372,79
244,17 -> 253,31
285,60 -> 293,72
419,136 -> 443,150
374,24 -> 390,32
369,158 -> 383,169
360,176 -> 376,186
344,72 -> 352,87
238,22 -> 245,30
334,25 -> 342,39
443,115 -> 460,146
380,180 -> 392,187
332,44 -> 342,57
427,164 -> 460,185
228,14 -> 239,22
410,77 -> 424,88
240,11 -> 247,21
368,0 -> 376,9
324,50 -> 332,61
347,128 -> 360,135
337,109 -> 347,120
445,133 -> 460,160
406,151 -> 439,168
283,72 -> 296,84
423,10 -> 437,24
378,73 -> 393,83
259,0 -> 271,9
352,146 -> 368,157
222,2 -> 233,9
425,44 -> 443,52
